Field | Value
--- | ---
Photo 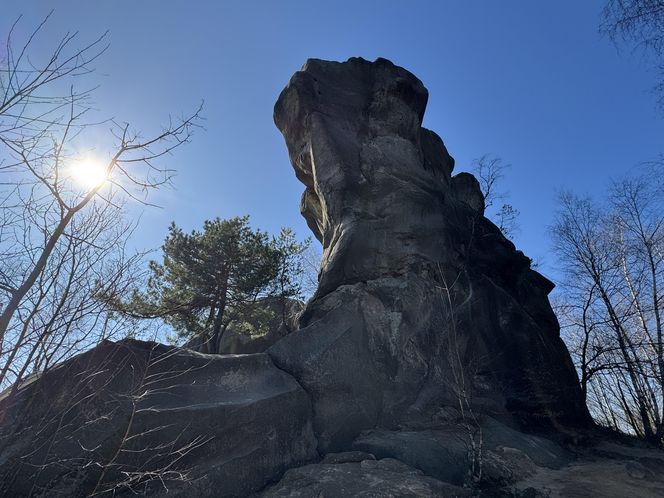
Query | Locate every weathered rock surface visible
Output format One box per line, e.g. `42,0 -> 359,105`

0,339 -> 317,497
511,440 -> 664,497
270,56 -> 591,454
348,416 -> 571,487
257,458 -> 472,497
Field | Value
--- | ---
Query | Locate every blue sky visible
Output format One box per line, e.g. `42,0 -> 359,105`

3,1 -> 663,285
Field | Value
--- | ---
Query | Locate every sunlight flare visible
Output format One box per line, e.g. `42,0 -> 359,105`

68,157 -> 109,189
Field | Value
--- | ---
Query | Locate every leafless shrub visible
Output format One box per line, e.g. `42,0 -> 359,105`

435,264 -> 484,485
471,154 -> 520,238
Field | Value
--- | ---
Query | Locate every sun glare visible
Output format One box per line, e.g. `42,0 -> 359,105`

69,158 -> 109,189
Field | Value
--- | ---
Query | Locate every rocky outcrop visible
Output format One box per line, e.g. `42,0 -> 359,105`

2,57 -> 663,497
270,57 -> 591,453
0,339 -> 317,497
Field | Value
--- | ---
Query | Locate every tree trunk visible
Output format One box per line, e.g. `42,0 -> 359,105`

0,209 -> 75,347
209,271 -> 230,353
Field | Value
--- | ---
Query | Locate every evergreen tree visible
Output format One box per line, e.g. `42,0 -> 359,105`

123,216 -> 309,352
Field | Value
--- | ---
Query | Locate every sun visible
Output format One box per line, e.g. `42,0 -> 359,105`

69,158 -> 109,188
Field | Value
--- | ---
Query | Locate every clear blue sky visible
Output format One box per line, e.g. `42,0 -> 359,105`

3,1 -> 663,285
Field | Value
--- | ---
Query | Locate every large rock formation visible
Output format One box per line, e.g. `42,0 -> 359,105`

0,340 -> 317,497
2,57 -> 664,497
269,57 -> 591,452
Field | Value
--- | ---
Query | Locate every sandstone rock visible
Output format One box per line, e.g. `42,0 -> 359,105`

0,339 -> 317,497
512,450 -> 664,498
479,416 -> 571,470
321,451 -> 376,464
349,417 -> 570,488
271,56 -> 591,454
482,446 -> 538,486
451,172 -> 485,214
257,458 -> 472,497
352,428 -> 471,485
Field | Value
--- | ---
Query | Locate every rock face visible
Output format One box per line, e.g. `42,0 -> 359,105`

258,457 -> 471,497
0,339 -> 317,497
270,57 -> 591,452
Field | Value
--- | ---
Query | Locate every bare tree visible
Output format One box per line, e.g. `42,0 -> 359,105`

300,243 -> 322,300
471,154 -> 520,237
86,344 -> 213,496
0,196 -> 148,390
435,265 -> 484,485
602,0 -> 664,109
552,168 -> 664,444
0,14 -> 201,389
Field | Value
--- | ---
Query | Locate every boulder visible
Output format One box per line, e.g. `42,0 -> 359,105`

257,458 -> 471,497
0,339 -> 317,497
451,172 -> 485,213
352,428 -> 471,485
350,417 -> 571,487
321,451 -> 376,464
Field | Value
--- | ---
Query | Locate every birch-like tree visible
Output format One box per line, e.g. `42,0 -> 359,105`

553,166 -> 664,444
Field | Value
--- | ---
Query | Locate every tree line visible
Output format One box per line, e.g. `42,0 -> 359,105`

552,167 -> 663,443
550,0 -> 664,445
